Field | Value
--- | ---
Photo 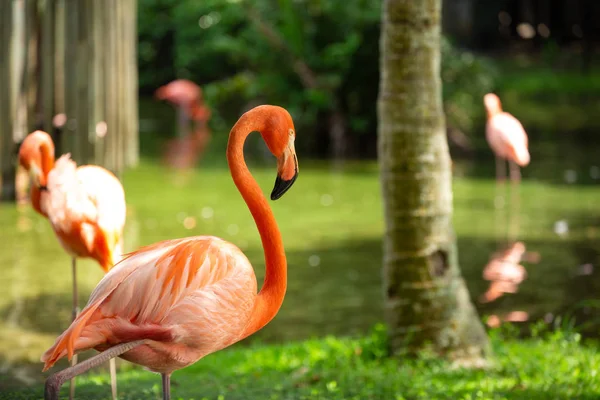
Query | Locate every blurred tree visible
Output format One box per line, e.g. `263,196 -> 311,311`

378,0 -> 490,361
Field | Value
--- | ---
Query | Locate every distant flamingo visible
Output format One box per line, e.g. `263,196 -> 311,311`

485,93 -> 530,243
19,130 -> 124,400
155,79 -> 213,168
155,79 -> 204,138
484,93 -> 530,184
41,105 -> 299,400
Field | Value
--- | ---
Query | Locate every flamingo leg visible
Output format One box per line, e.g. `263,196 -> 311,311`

494,156 -> 507,249
109,238 -> 124,400
508,161 -> 521,242
162,373 -> 172,400
495,155 -> 506,184
69,258 -> 79,400
110,358 -> 118,400
177,104 -> 189,139
494,155 -> 507,208
44,340 -> 147,400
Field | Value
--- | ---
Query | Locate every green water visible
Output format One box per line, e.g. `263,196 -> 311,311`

1,103 -> 599,387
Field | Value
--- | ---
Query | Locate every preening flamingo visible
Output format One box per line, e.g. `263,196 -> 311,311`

19,130 -> 125,399
41,105 -> 299,400
484,93 -> 530,184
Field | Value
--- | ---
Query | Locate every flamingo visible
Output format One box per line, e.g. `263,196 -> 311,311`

155,79 -> 213,169
484,93 -> 530,242
41,105 -> 299,400
484,93 -> 530,184
18,130 -> 125,400
155,79 -> 204,138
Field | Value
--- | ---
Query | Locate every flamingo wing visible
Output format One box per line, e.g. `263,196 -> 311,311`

486,113 -> 530,165
44,155 -> 98,233
41,236 -> 257,370
77,165 -> 126,261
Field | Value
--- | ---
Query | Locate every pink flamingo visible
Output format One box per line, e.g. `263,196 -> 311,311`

41,105 -> 299,400
155,80 -> 213,168
155,79 -> 205,138
19,130 -> 125,399
484,93 -> 530,184
484,93 -> 530,242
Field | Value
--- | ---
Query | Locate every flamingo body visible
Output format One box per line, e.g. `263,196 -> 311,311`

485,113 -> 530,167
484,93 -> 530,167
44,156 -> 126,271
42,236 -> 257,373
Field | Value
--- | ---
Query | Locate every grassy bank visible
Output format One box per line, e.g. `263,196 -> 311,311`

3,324 -> 599,399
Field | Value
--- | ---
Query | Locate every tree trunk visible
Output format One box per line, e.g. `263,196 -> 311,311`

378,0 -> 489,363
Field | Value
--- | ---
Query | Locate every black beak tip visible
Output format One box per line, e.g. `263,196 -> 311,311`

271,171 -> 298,200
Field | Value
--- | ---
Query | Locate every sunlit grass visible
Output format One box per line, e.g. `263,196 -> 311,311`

3,324 -> 600,399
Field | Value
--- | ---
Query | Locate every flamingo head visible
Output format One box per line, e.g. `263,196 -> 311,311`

254,106 -> 298,200
483,93 -> 503,117
18,130 -> 55,190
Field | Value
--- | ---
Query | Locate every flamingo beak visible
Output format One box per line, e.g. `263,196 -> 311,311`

271,136 -> 298,200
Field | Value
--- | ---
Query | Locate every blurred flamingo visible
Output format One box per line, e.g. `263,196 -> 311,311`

484,93 -> 530,242
155,79 -> 202,134
41,105 -> 299,400
480,241 -> 528,303
487,311 -> 529,328
19,130 -> 124,400
484,93 -> 530,184
155,79 -> 213,168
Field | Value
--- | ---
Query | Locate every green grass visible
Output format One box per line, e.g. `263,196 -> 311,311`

3,324 -> 600,399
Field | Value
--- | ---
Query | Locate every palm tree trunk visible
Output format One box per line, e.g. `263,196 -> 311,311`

378,0 -> 489,363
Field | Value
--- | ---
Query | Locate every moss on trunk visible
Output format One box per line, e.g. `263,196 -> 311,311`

378,0 -> 490,363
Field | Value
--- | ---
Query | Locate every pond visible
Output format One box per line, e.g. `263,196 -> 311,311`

0,103 -> 599,388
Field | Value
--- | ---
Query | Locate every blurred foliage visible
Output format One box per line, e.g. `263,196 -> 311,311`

441,37 -> 497,139
138,0 -> 497,157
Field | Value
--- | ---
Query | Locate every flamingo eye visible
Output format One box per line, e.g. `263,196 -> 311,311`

289,129 -> 294,137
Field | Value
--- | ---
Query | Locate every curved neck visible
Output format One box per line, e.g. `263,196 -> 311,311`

227,114 -> 287,339
30,185 -> 46,217
486,108 -> 501,119
39,138 -> 55,179
485,102 -> 503,119
30,138 -> 54,217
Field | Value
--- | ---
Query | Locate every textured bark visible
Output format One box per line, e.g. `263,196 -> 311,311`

378,0 -> 489,362
1,0 -> 138,188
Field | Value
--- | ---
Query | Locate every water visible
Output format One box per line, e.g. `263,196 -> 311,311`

1,103 -> 599,387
